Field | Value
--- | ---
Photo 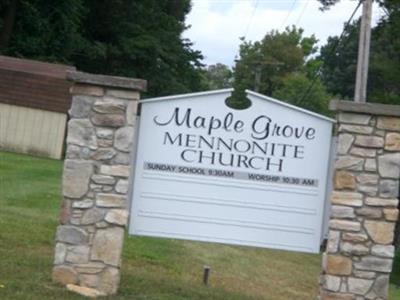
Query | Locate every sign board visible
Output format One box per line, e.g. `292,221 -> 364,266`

129,89 -> 334,253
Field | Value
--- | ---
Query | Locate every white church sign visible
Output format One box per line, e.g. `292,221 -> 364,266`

129,89 -> 334,253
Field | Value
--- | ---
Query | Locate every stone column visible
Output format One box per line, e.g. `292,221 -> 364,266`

52,71 -> 146,296
320,101 -> 400,300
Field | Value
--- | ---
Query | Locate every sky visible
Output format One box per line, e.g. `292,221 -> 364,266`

183,0 -> 384,67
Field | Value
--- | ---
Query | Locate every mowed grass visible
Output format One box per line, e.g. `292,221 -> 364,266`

0,151 -> 399,299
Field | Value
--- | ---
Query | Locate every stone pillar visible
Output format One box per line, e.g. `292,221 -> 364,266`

320,100 -> 400,300
52,71 -> 146,296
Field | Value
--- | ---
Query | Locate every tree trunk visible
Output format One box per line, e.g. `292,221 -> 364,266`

0,0 -> 18,50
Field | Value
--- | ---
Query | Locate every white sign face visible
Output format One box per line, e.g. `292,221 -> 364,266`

129,90 -> 334,253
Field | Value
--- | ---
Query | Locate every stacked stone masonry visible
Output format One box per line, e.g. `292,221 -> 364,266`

52,73 -> 144,296
320,108 -> 400,300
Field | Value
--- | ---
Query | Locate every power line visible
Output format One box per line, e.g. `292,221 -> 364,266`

243,0 -> 260,40
295,0 -> 309,26
297,0 -> 363,106
280,0 -> 297,29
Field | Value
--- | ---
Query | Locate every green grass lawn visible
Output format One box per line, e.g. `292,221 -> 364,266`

0,151 -> 399,299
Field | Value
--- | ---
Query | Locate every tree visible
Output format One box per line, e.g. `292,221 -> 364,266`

0,0 -> 18,50
233,27 -> 318,97
319,20 -> 360,99
273,73 -> 332,115
202,63 -> 233,90
73,0 -> 205,96
0,0 -> 86,62
231,26 -> 328,113
0,0 -> 205,97
319,11 -> 400,104
367,6 -> 400,104
317,0 -> 391,10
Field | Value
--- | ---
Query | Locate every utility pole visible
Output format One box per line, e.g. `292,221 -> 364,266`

252,60 -> 284,93
254,65 -> 262,92
354,0 -> 373,103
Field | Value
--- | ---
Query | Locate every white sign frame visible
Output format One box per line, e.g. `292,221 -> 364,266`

129,89 -> 334,253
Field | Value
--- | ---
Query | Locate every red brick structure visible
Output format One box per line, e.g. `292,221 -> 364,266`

0,55 -> 75,113
0,55 -> 76,158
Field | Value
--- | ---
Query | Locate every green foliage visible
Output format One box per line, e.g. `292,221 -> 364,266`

272,73 -> 332,116
317,0 -> 390,10
232,26 -> 328,114
319,8 -> 400,104
202,63 -> 233,90
368,7 -> 400,104
1,0 -> 85,63
0,0 -> 205,97
317,0 -> 341,11
73,0 -> 205,96
319,20 -> 360,100
234,27 -> 317,95
392,250 -> 400,285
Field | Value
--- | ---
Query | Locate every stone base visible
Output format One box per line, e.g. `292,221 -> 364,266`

67,284 -> 106,298
319,102 -> 400,300
53,71 -> 145,296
